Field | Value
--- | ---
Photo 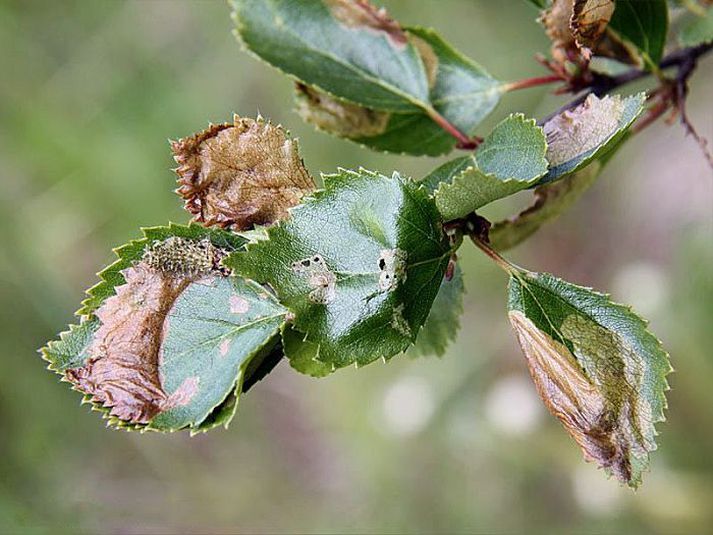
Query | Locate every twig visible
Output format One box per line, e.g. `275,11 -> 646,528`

503,74 -> 564,92
537,43 -> 713,126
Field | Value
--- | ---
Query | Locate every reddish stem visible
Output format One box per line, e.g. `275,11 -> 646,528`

503,74 -> 563,92
426,107 -> 480,150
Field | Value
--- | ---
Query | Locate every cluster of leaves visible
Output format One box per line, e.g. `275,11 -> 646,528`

41,0 -> 713,488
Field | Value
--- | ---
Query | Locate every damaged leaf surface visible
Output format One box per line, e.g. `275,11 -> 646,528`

225,169 -> 451,369
508,270 -> 671,487
571,0 -> 615,58
172,115 -> 315,230
42,225 -> 286,432
150,276 -> 287,430
434,114 -> 548,220
233,0 -> 502,156
541,92 -> 645,184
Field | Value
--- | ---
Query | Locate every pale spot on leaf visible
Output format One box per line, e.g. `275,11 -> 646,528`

378,248 -> 407,291
218,338 -> 231,357
391,304 -> 411,337
229,294 -> 250,314
164,376 -> 200,409
291,254 -> 337,304
172,115 -> 315,230
543,93 -> 624,167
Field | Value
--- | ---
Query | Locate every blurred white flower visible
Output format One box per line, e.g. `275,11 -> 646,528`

572,463 -> 627,516
380,376 -> 435,436
612,261 -> 669,317
484,374 -> 543,436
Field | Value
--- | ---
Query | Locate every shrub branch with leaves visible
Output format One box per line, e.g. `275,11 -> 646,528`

41,0 -> 713,488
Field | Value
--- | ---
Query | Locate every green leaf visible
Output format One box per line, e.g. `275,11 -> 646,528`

149,276 -> 287,431
408,263 -> 464,358
489,161 -> 603,251
282,324 -> 334,377
42,318 -> 100,373
41,224 -> 287,432
434,114 -> 548,220
679,7 -> 713,47
609,0 -> 668,67
226,169 -> 452,369
508,269 -> 671,487
420,156 -> 472,195
540,92 -> 645,184
233,0 -> 503,156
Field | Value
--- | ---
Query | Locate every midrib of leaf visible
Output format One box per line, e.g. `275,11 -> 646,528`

164,313 -> 287,360
513,272 -> 569,346
515,272 -> 648,354
261,1 -> 433,115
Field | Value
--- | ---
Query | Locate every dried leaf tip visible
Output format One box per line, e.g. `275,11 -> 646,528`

172,115 -> 315,231
509,309 -> 662,487
541,0 -> 614,63
66,263 -> 196,424
325,0 -> 407,47
543,93 -> 624,166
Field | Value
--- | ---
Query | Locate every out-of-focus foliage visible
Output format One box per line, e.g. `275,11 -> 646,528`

1,0 -> 712,532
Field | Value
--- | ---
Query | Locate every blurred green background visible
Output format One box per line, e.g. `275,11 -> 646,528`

1,1 -> 712,533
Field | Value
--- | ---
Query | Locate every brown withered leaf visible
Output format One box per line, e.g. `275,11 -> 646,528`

541,0 -> 614,63
541,0 -> 579,64
509,311 -> 632,482
66,263 -> 195,424
508,271 -> 671,487
571,0 -> 615,59
325,0 -> 407,47
543,93 -> 624,167
172,115 -> 315,231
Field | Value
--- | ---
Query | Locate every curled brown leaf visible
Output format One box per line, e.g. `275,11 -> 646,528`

541,0 -> 615,64
172,115 -> 315,231
294,83 -> 391,138
571,0 -> 615,59
509,310 -> 651,484
66,238 -> 229,425
66,263 -> 192,424
543,93 -> 623,166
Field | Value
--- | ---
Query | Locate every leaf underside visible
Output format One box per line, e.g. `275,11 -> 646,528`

232,0 -> 502,155
407,263 -> 465,358
489,161 -> 603,251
